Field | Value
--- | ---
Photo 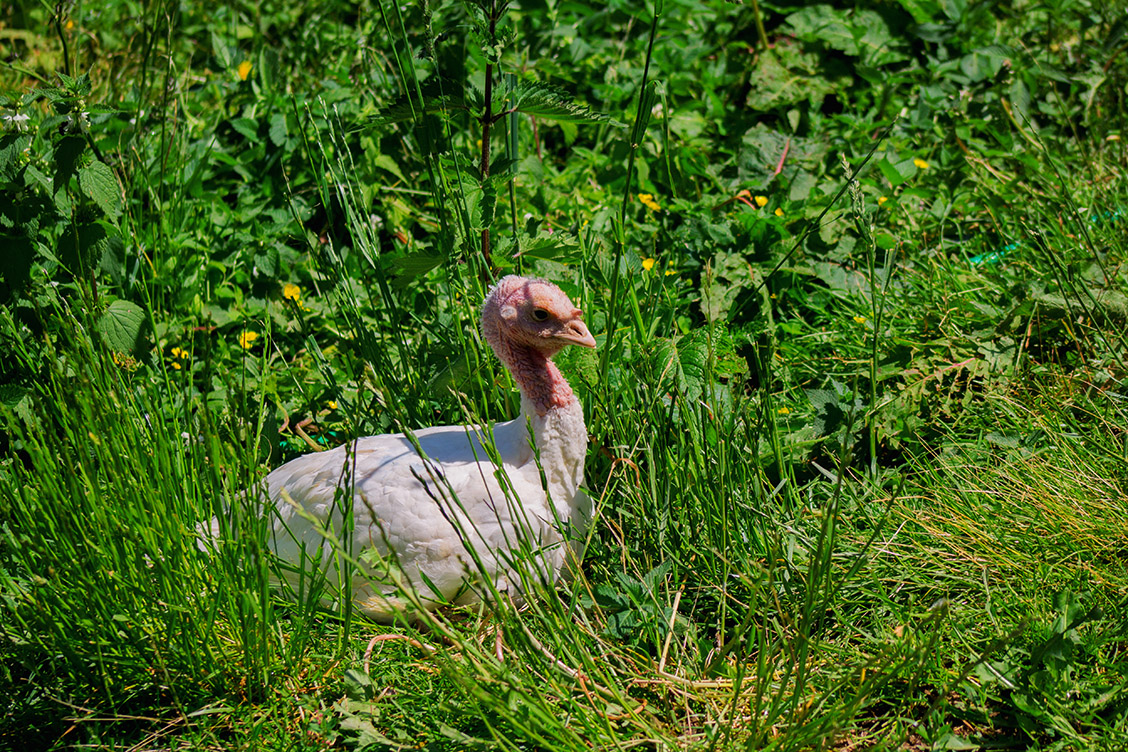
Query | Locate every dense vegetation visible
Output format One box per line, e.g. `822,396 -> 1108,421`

2,0 -> 1126,749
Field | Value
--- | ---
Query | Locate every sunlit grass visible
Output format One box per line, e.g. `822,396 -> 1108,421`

2,0 -> 1128,750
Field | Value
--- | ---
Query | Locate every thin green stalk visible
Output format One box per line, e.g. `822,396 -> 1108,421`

748,0 -> 769,52
479,0 -> 500,276
600,5 -> 659,383
843,154 -> 893,478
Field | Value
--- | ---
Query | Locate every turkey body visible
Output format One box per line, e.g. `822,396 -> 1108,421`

266,396 -> 590,618
241,275 -> 597,621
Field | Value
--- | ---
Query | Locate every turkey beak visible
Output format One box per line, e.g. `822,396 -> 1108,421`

562,312 -> 597,348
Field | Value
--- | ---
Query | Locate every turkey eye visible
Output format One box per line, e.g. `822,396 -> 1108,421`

531,308 -> 550,321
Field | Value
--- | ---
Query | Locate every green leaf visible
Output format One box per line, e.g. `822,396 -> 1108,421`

230,117 -> 260,142
211,30 -> 232,69
366,88 -> 469,127
650,331 -> 707,402
78,160 -> 122,220
0,133 -> 31,181
877,156 -> 916,187
745,48 -> 835,110
53,135 -> 86,195
895,0 -> 941,24
0,234 -> 36,295
700,250 -> 756,322
806,385 -> 859,437
478,183 -> 497,231
98,300 -> 146,354
73,72 -> 92,97
790,171 -> 817,201
931,732 -> 978,750
488,156 -> 518,178
511,232 -> 580,262
268,113 -> 288,147
98,229 -> 126,285
511,79 -> 613,125
370,154 -> 407,183
254,245 -> 280,278
388,252 -> 444,278
629,81 -> 658,145
58,220 -> 109,272
786,6 -> 860,55
0,383 -> 34,425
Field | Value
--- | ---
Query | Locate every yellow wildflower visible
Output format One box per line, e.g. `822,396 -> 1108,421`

755,195 -> 768,208
641,257 -> 656,271
327,400 -> 338,410
237,60 -> 253,81
638,193 -> 661,211
282,282 -> 301,301
239,331 -> 260,349
853,315 -> 867,324
171,346 -> 190,360
774,207 -> 784,217
913,157 -> 930,169
172,361 -> 182,370
877,196 -> 888,206
665,268 -> 676,277
777,407 -> 790,415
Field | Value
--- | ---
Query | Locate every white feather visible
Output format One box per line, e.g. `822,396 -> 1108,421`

204,276 -> 595,621
261,396 -> 589,619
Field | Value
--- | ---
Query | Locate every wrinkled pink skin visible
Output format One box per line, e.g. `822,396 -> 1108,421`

480,276 -> 596,415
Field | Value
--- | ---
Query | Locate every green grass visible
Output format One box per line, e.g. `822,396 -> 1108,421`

2,0 -> 1127,749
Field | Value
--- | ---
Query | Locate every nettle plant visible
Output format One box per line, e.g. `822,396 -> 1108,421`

368,0 -> 614,279
0,72 -> 142,354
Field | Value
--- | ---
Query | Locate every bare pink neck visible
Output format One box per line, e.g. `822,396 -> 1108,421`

492,341 -> 575,416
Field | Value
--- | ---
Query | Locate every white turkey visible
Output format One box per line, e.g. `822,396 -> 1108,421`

225,275 -> 596,620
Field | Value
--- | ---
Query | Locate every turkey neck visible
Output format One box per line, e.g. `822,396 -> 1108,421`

496,342 -> 576,417
492,337 -> 588,527
508,347 -> 588,518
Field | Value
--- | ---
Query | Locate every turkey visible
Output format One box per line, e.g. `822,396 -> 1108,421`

235,275 -> 596,620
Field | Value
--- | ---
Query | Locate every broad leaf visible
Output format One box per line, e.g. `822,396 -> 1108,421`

98,299 -> 146,354
53,135 -> 86,195
366,91 -> 468,126
877,155 -> 917,186
509,232 -> 580,262
58,220 -> 110,272
229,117 -> 260,142
268,113 -> 288,147
0,234 -> 36,294
0,383 -> 34,424
511,80 -> 613,124
388,252 -> 444,278
700,251 -> 757,323
0,133 -> 31,181
78,160 -> 122,220
650,331 -> 707,402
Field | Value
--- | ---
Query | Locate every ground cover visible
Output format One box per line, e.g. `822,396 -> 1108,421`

1,0 -> 1126,749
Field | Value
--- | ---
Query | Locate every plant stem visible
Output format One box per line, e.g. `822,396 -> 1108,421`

749,0 -> 769,52
601,7 -> 659,382
479,0 -> 499,278
53,2 -> 73,78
